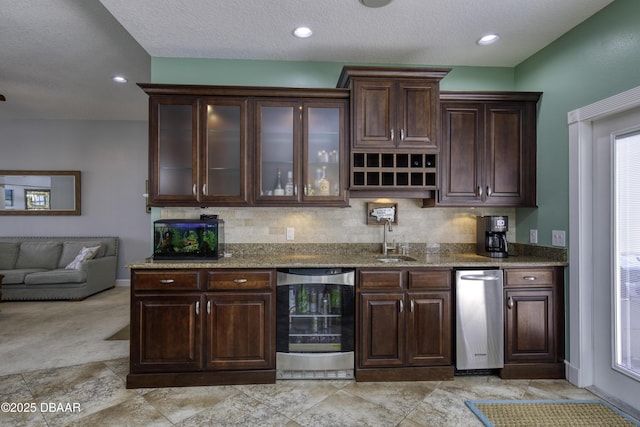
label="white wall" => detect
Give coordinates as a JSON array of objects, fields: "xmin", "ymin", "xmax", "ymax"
[{"xmin": 0, "ymin": 119, "xmax": 151, "ymax": 280}]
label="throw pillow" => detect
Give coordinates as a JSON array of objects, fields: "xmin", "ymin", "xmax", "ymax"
[{"xmin": 65, "ymin": 246, "xmax": 100, "ymax": 270}]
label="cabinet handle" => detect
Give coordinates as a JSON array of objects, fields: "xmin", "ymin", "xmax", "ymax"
[
  {"xmin": 159, "ymin": 279, "xmax": 175, "ymax": 284},
  {"xmin": 202, "ymin": 184, "xmax": 207, "ymax": 196},
  {"xmin": 523, "ymin": 276, "xmax": 537, "ymax": 281},
  {"xmin": 400, "ymin": 129, "xmax": 405, "ymax": 141},
  {"xmin": 487, "ymin": 186, "xmax": 492, "ymax": 197},
  {"xmin": 233, "ymin": 278, "xmax": 248, "ymax": 284},
  {"xmin": 195, "ymin": 301, "xmax": 200, "ymax": 315},
  {"xmin": 192, "ymin": 184, "xmax": 197, "ymax": 196},
  {"xmin": 390, "ymin": 129, "xmax": 395, "ymax": 141},
  {"xmin": 294, "ymin": 184, "xmax": 298, "ymax": 196},
  {"xmin": 399, "ymin": 300, "xmax": 404, "ymax": 313},
  {"xmin": 507, "ymin": 296, "xmax": 514, "ymax": 309},
  {"xmin": 477, "ymin": 186, "xmax": 483, "ymax": 197},
  {"xmin": 410, "ymin": 299, "xmax": 414, "ymax": 313},
  {"xmin": 303, "ymin": 185, "xmax": 308, "ymax": 196},
  {"xmin": 207, "ymin": 300, "xmax": 211, "ymax": 314}
]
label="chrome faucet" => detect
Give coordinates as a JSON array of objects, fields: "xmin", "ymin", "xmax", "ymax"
[
  {"xmin": 382, "ymin": 218, "xmax": 395, "ymax": 255},
  {"xmin": 370, "ymin": 206, "xmax": 397, "ymax": 255}
]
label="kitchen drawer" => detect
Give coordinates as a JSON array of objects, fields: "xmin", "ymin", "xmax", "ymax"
[
  {"xmin": 133, "ymin": 270, "xmax": 202, "ymax": 291},
  {"xmin": 408, "ymin": 269, "xmax": 452, "ymax": 290},
  {"xmin": 505, "ymin": 268, "xmax": 555, "ymax": 287},
  {"xmin": 207, "ymin": 269, "xmax": 274, "ymax": 290},
  {"xmin": 358, "ymin": 269, "xmax": 404, "ymax": 290}
]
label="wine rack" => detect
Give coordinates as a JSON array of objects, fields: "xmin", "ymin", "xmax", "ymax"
[{"xmin": 351, "ymin": 152, "xmax": 437, "ymax": 189}]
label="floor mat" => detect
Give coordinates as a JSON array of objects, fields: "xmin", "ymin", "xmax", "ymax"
[{"xmin": 465, "ymin": 399, "xmax": 640, "ymax": 426}]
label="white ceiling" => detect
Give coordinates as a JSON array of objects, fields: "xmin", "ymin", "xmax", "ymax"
[{"xmin": 1, "ymin": 0, "xmax": 614, "ymax": 121}]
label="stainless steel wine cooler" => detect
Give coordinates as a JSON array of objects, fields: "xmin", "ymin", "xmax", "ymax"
[{"xmin": 276, "ymin": 268, "xmax": 355, "ymax": 379}]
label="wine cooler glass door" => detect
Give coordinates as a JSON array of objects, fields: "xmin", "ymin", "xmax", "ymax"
[{"xmin": 276, "ymin": 269, "xmax": 355, "ymax": 379}]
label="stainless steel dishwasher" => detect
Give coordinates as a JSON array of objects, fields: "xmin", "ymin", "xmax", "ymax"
[{"xmin": 455, "ymin": 269, "xmax": 504, "ymax": 371}]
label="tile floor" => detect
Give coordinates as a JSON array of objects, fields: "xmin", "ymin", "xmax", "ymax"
[{"xmin": 1, "ymin": 358, "xmax": 599, "ymax": 427}]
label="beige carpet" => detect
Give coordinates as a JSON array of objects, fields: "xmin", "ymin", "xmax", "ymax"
[
  {"xmin": 0, "ymin": 286, "xmax": 129, "ymax": 376},
  {"xmin": 466, "ymin": 400, "xmax": 640, "ymax": 426}
]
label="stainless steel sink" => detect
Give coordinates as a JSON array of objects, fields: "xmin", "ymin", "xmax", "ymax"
[{"xmin": 375, "ymin": 255, "xmax": 417, "ymax": 263}]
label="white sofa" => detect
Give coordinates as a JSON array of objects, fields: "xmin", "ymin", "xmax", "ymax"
[{"xmin": 0, "ymin": 236, "xmax": 118, "ymax": 301}]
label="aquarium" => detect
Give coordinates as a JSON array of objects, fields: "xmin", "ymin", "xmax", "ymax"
[{"xmin": 153, "ymin": 218, "xmax": 224, "ymax": 260}]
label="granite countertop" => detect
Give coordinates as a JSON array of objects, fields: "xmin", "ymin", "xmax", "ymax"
[{"xmin": 126, "ymin": 243, "xmax": 567, "ymax": 269}]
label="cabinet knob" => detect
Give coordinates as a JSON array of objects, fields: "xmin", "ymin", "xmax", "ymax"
[
  {"xmin": 192, "ymin": 184, "xmax": 197, "ymax": 196},
  {"xmin": 195, "ymin": 301, "xmax": 200, "ymax": 315},
  {"xmin": 390, "ymin": 129, "xmax": 395, "ymax": 141},
  {"xmin": 410, "ymin": 299, "xmax": 414, "ymax": 313},
  {"xmin": 400, "ymin": 129, "xmax": 405, "ymax": 141},
  {"xmin": 399, "ymin": 299, "xmax": 404, "ymax": 313},
  {"xmin": 202, "ymin": 184, "xmax": 207, "ymax": 196},
  {"xmin": 507, "ymin": 296, "xmax": 514, "ymax": 309},
  {"xmin": 487, "ymin": 186, "xmax": 492, "ymax": 197},
  {"xmin": 207, "ymin": 300, "xmax": 211, "ymax": 314},
  {"xmin": 478, "ymin": 186, "xmax": 483, "ymax": 197},
  {"xmin": 159, "ymin": 279, "xmax": 175, "ymax": 284}
]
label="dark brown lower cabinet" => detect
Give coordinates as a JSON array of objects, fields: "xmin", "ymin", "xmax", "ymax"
[
  {"xmin": 205, "ymin": 292, "xmax": 273, "ymax": 370},
  {"xmin": 359, "ymin": 292, "xmax": 405, "ymax": 368},
  {"xmin": 357, "ymin": 268, "xmax": 454, "ymax": 381},
  {"xmin": 500, "ymin": 267, "xmax": 565, "ymax": 379},
  {"xmin": 407, "ymin": 291, "xmax": 451, "ymax": 366},
  {"xmin": 132, "ymin": 294, "xmax": 202, "ymax": 373},
  {"xmin": 127, "ymin": 269, "xmax": 276, "ymax": 388}
]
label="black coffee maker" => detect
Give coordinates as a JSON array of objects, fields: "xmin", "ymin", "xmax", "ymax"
[{"xmin": 476, "ymin": 216, "xmax": 509, "ymax": 258}]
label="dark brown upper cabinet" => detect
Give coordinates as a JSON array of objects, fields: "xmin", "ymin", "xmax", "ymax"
[
  {"xmin": 337, "ymin": 66, "xmax": 450, "ymax": 150},
  {"xmin": 337, "ymin": 66, "xmax": 450, "ymax": 199},
  {"xmin": 140, "ymin": 84, "xmax": 349, "ymax": 208},
  {"xmin": 437, "ymin": 92, "xmax": 541, "ymax": 207},
  {"xmin": 254, "ymin": 98, "xmax": 349, "ymax": 207},
  {"xmin": 144, "ymin": 92, "xmax": 250, "ymax": 207}
]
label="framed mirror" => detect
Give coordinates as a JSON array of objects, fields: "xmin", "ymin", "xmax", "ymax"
[{"xmin": 0, "ymin": 170, "xmax": 81, "ymax": 215}]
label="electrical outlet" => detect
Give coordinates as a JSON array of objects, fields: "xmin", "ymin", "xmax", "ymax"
[
  {"xmin": 552, "ymin": 230, "xmax": 566, "ymax": 247},
  {"xmin": 529, "ymin": 229, "xmax": 538, "ymax": 244},
  {"xmin": 286, "ymin": 227, "xmax": 295, "ymax": 241}
]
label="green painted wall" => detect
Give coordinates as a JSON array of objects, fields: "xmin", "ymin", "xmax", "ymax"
[
  {"xmin": 514, "ymin": 0, "xmax": 640, "ymax": 245},
  {"xmin": 152, "ymin": 57, "xmax": 515, "ymax": 91}
]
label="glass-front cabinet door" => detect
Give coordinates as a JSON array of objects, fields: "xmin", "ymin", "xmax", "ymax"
[
  {"xmin": 201, "ymin": 98, "xmax": 248, "ymax": 204},
  {"xmin": 255, "ymin": 99, "xmax": 348, "ymax": 206},
  {"xmin": 148, "ymin": 96, "xmax": 248, "ymax": 206},
  {"xmin": 149, "ymin": 96, "xmax": 198, "ymax": 204},
  {"xmin": 256, "ymin": 101, "xmax": 298, "ymax": 201}
]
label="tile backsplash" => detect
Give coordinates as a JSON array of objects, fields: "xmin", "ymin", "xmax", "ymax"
[{"xmin": 160, "ymin": 200, "xmax": 515, "ymax": 245}]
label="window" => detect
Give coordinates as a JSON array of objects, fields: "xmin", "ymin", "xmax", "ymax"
[{"xmin": 614, "ymin": 129, "xmax": 640, "ymax": 379}]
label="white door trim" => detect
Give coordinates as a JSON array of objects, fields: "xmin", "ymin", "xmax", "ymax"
[{"xmin": 567, "ymin": 85, "xmax": 640, "ymax": 387}]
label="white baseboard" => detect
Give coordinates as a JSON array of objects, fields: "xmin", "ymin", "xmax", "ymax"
[
  {"xmin": 565, "ymin": 359, "xmax": 586, "ymax": 387},
  {"xmin": 115, "ymin": 279, "xmax": 130, "ymax": 287}
]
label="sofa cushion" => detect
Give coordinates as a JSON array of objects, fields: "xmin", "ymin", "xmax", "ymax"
[
  {"xmin": 0, "ymin": 269, "xmax": 48, "ymax": 284},
  {"xmin": 65, "ymin": 246, "xmax": 100, "ymax": 270},
  {"xmin": 24, "ymin": 269, "xmax": 87, "ymax": 285},
  {"xmin": 59, "ymin": 240, "xmax": 106, "ymax": 267},
  {"xmin": 0, "ymin": 241, "xmax": 20, "ymax": 269},
  {"xmin": 16, "ymin": 242, "xmax": 62, "ymax": 270}
]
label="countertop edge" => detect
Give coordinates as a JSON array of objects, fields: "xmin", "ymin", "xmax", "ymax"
[{"xmin": 126, "ymin": 254, "xmax": 567, "ymax": 270}]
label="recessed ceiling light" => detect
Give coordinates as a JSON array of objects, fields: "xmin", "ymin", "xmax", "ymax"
[
  {"xmin": 477, "ymin": 34, "xmax": 500, "ymax": 45},
  {"xmin": 112, "ymin": 75, "xmax": 128, "ymax": 83},
  {"xmin": 360, "ymin": 0, "xmax": 393, "ymax": 7},
  {"xmin": 293, "ymin": 27, "xmax": 313, "ymax": 39}
]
